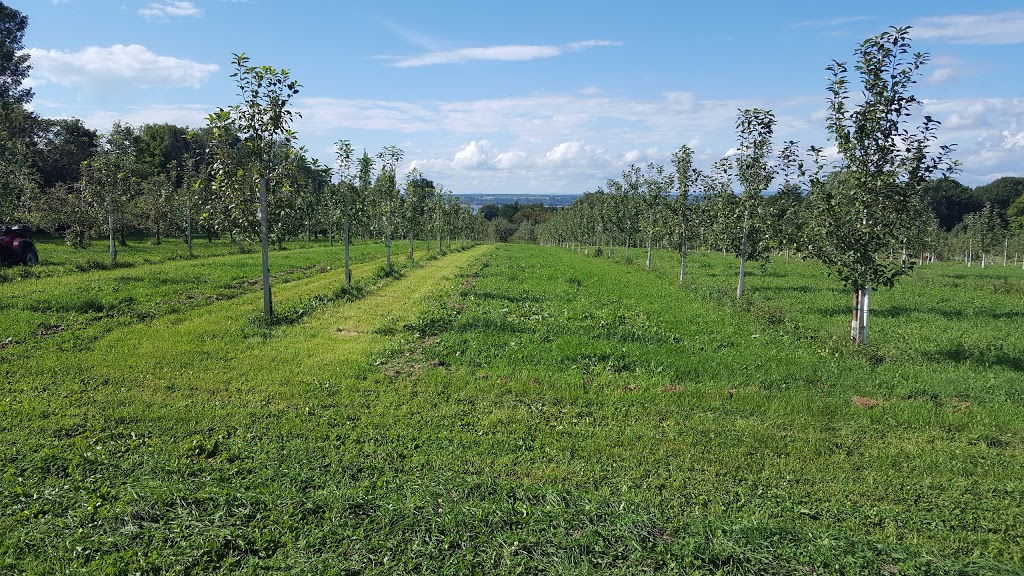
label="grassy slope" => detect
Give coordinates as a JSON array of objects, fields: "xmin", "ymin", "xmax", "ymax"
[{"xmin": 1, "ymin": 242, "xmax": 1021, "ymax": 574}]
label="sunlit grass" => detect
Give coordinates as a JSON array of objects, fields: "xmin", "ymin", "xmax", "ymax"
[{"xmin": 0, "ymin": 242, "xmax": 1021, "ymax": 574}]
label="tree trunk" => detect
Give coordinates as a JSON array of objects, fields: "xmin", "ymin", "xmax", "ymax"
[
  {"xmin": 185, "ymin": 197, "xmax": 193, "ymax": 257},
  {"xmin": 385, "ymin": 202, "xmax": 392, "ymax": 268},
  {"xmin": 736, "ymin": 216, "xmax": 749, "ymax": 299},
  {"xmin": 850, "ymin": 287, "xmax": 871, "ymax": 345},
  {"xmin": 646, "ymin": 233, "xmax": 653, "ymax": 270},
  {"xmin": 259, "ymin": 176, "xmax": 273, "ymax": 318},
  {"xmin": 679, "ymin": 237, "xmax": 687, "ymax": 285},
  {"xmin": 107, "ymin": 192, "xmax": 116, "ymax": 264},
  {"xmin": 409, "ymin": 232, "xmax": 414, "ymax": 260},
  {"xmin": 343, "ymin": 213, "xmax": 351, "ymax": 286}
]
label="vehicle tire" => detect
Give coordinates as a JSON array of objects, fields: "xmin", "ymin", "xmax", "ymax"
[{"xmin": 24, "ymin": 248, "xmax": 38, "ymax": 266}]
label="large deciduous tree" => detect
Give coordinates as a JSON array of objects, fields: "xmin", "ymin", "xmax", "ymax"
[
  {"xmin": 805, "ymin": 26, "xmax": 957, "ymax": 344},
  {"xmin": 0, "ymin": 2, "xmax": 36, "ymax": 219}
]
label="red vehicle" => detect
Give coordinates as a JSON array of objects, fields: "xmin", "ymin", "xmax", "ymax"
[{"xmin": 0, "ymin": 224, "xmax": 39, "ymax": 266}]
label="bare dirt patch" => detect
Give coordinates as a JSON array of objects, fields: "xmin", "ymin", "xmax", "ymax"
[{"xmin": 851, "ymin": 396, "xmax": 880, "ymax": 409}]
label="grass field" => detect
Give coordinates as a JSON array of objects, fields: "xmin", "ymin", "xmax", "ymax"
[{"xmin": 1, "ymin": 239, "xmax": 1022, "ymax": 574}]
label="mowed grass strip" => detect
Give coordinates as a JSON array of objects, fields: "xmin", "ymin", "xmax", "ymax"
[
  {"xmin": 1, "ymin": 242, "xmax": 1021, "ymax": 574},
  {"xmin": 392, "ymin": 244, "xmax": 1022, "ymax": 573},
  {"xmin": 0, "ymin": 241, "xmax": 388, "ymax": 350},
  {"xmin": 1, "ymin": 245, "xmax": 491, "ymax": 574}
]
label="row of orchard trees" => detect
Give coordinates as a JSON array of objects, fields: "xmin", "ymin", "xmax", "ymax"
[
  {"xmin": 9, "ymin": 49, "xmax": 485, "ymax": 317},
  {"xmin": 18, "ymin": 120, "xmax": 482, "ymax": 258},
  {"xmin": 14, "ymin": 115, "xmax": 485, "ymax": 262},
  {"xmin": 540, "ymin": 27, "xmax": 1023, "ymax": 345}
]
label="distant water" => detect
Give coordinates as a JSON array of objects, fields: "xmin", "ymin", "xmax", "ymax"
[{"xmin": 455, "ymin": 193, "xmax": 580, "ymax": 212}]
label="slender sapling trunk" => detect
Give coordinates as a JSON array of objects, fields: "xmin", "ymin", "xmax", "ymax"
[{"xmin": 259, "ymin": 176, "xmax": 273, "ymax": 318}]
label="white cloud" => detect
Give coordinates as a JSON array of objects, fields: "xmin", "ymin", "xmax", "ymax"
[
  {"xmin": 792, "ymin": 16, "xmax": 874, "ymax": 28},
  {"xmin": 27, "ymin": 44, "xmax": 219, "ymax": 91},
  {"xmin": 1002, "ymin": 131, "xmax": 1024, "ymax": 149},
  {"xmin": 926, "ymin": 67, "xmax": 955, "ymax": 84},
  {"xmin": 452, "ymin": 140, "xmax": 496, "ymax": 169},
  {"xmin": 139, "ymin": 1, "xmax": 202, "ymax": 20},
  {"xmin": 387, "ymin": 40, "xmax": 621, "ymax": 68},
  {"xmin": 543, "ymin": 141, "xmax": 586, "ymax": 164},
  {"xmin": 74, "ymin": 104, "xmax": 214, "ymax": 131},
  {"xmin": 494, "ymin": 149, "xmax": 530, "ymax": 169},
  {"xmin": 623, "ymin": 147, "xmax": 660, "ymax": 164},
  {"xmin": 565, "ymin": 40, "xmax": 622, "ymax": 50},
  {"xmin": 921, "ymin": 98, "xmax": 1024, "ymax": 181},
  {"xmin": 913, "ymin": 11, "xmax": 1024, "ymax": 44}
]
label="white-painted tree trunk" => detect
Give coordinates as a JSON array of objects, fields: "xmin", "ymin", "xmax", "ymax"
[
  {"xmin": 851, "ymin": 286, "xmax": 871, "ymax": 345},
  {"xmin": 679, "ymin": 238, "xmax": 687, "ymax": 284}
]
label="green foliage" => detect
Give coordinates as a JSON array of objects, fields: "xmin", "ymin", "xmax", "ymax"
[
  {"xmin": 807, "ymin": 26, "xmax": 957, "ymax": 292},
  {"xmin": 205, "ymin": 54, "xmax": 302, "ymax": 244},
  {"xmin": 0, "ymin": 1, "xmax": 32, "ymax": 107},
  {"xmin": 1008, "ymin": 194, "xmax": 1024, "ymax": 233},
  {"xmin": 924, "ymin": 177, "xmax": 982, "ymax": 230},
  {"xmin": 974, "ymin": 177, "xmax": 1024, "ymax": 220}
]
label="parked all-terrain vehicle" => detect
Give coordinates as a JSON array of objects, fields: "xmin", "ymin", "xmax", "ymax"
[{"xmin": 0, "ymin": 224, "xmax": 39, "ymax": 266}]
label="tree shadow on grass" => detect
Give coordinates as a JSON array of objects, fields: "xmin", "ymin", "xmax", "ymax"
[
  {"xmin": 928, "ymin": 344, "xmax": 1024, "ymax": 373},
  {"xmin": 872, "ymin": 305, "xmax": 1024, "ymax": 322}
]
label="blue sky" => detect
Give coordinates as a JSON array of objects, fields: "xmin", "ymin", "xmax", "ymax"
[{"xmin": 15, "ymin": 0, "xmax": 1024, "ymax": 194}]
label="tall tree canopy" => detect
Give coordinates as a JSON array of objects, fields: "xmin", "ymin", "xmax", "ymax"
[{"xmin": 0, "ymin": 1, "xmax": 32, "ymax": 107}]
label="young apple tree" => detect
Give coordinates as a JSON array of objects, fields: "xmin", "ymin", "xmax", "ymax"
[
  {"xmin": 805, "ymin": 26, "xmax": 957, "ymax": 344},
  {"xmin": 734, "ymin": 108, "xmax": 776, "ymax": 299},
  {"xmin": 375, "ymin": 145, "xmax": 403, "ymax": 268},
  {"xmin": 206, "ymin": 53, "xmax": 302, "ymax": 318},
  {"xmin": 671, "ymin": 144, "xmax": 701, "ymax": 284}
]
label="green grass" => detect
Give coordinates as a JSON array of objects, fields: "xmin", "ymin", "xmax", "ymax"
[{"xmin": 1, "ymin": 242, "xmax": 1021, "ymax": 574}]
